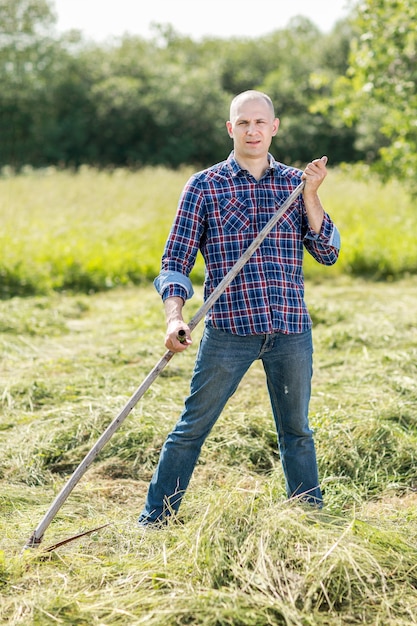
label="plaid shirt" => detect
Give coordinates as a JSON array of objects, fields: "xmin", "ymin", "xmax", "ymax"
[{"xmin": 154, "ymin": 152, "xmax": 340, "ymax": 335}]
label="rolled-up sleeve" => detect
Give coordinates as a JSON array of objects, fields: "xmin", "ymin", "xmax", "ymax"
[
  {"xmin": 154, "ymin": 270, "xmax": 194, "ymax": 302},
  {"xmin": 303, "ymin": 213, "xmax": 341, "ymax": 265}
]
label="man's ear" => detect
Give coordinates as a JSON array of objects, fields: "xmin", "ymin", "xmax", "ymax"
[
  {"xmin": 272, "ymin": 118, "xmax": 280, "ymax": 137},
  {"xmin": 226, "ymin": 121, "xmax": 233, "ymax": 138}
]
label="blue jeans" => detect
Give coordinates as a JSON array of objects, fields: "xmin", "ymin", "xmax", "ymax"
[{"xmin": 138, "ymin": 325, "xmax": 322, "ymax": 525}]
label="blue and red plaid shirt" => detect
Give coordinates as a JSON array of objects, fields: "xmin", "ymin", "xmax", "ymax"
[{"xmin": 154, "ymin": 152, "xmax": 340, "ymax": 335}]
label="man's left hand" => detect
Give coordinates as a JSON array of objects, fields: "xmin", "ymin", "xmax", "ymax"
[{"xmin": 302, "ymin": 156, "xmax": 328, "ymax": 193}]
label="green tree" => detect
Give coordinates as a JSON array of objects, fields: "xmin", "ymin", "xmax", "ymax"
[
  {"xmin": 335, "ymin": 0, "xmax": 417, "ymax": 183},
  {"xmin": 260, "ymin": 17, "xmax": 360, "ymax": 165},
  {"xmin": 80, "ymin": 31, "xmax": 229, "ymax": 168},
  {"xmin": 0, "ymin": 3, "xmax": 359, "ymax": 170},
  {"xmin": 0, "ymin": 0, "xmax": 58, "ymax": 165},
  {"xmin": 38, "ymin": 53, "xmax": 98, "ymax": 166}
]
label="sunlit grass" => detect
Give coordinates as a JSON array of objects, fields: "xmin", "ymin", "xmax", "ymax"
[
  {"xmin": 311, "ymin": 164, "xmax": 417, "ymax": 279},
  {"xmin": 0, "ymin": 165, "xmax": 198, "ymax": 296},
  {"xmin": 0, "ymin": 164, "xmax": 416, "ymax": 298}
]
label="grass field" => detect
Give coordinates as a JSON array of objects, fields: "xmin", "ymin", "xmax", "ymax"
[
  {"xmin": 0, "ymin": 164, "xmax": 416, "ymax": 298},
  {"xmin": 0, "ymin": 167, "xmax": 417, "ymax": 624}
]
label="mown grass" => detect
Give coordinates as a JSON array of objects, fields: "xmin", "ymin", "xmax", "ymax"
[
  {"xmin": 1, "ymin": 167, "xmax": 417, "ymax": 623},
  {"xmin": 1, "ymin": 275, "xmax": 417, "ymax": 625},
  {"xmin": 0, "ymin": 164, "xmax": 416, "ymax": 300}
]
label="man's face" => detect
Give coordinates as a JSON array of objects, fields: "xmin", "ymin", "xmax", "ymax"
[{"xmin": 226, "ymin": 97, "xmax": 279, "ymax": 161}]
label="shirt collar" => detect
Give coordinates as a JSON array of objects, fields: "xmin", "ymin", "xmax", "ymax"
[{"xmin": 227, "ymin": 151, "xmax": 277, "ymax": 177}]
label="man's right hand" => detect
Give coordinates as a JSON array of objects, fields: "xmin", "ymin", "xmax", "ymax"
[
  {"xmin": 163, "ymin": 296, "xmax": 192, "ymax": 351},
  {"xmin": 165, "ymin": 322, "xmax": 192, "ymax": 352}
]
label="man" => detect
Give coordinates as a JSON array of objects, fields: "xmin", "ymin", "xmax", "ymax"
[{"xmin": 138, "ymin": 90, "xmax": 340, "ymax": 526}]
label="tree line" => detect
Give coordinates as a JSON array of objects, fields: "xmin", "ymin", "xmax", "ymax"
[{"xmin": 1, "ymin": 0, "xmax": 416, "ymax": 185}]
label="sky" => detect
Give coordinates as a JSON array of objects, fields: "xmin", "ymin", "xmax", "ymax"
[{"xmin": 52, "ymin": 0, "xmax": 353, "ymax": 42}]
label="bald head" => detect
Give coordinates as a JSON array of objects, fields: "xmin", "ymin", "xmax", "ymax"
[{"xmin": 229, "ymin": 90, "xmax": 275, "ymax": 123}]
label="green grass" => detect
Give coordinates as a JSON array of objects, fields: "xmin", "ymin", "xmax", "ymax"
[
  {"xmin": 0, "ymin": 165, "xmax": 195, "ymax": 297},
  {"xmin": 1, "ymin": 276, "xmax": 417, "ymax": 624},
  {"xmin": 315, "ymin": 164, "xmax": 417, "ymax": 279},
  {"xmin": 0, "ymin": 164, "xmax": 416, "ymax": 299}
]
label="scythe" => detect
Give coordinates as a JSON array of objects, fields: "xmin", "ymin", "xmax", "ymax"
[{"xmin": 23, "ymin": 181, "xmax": 304, "ymax": 551}]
